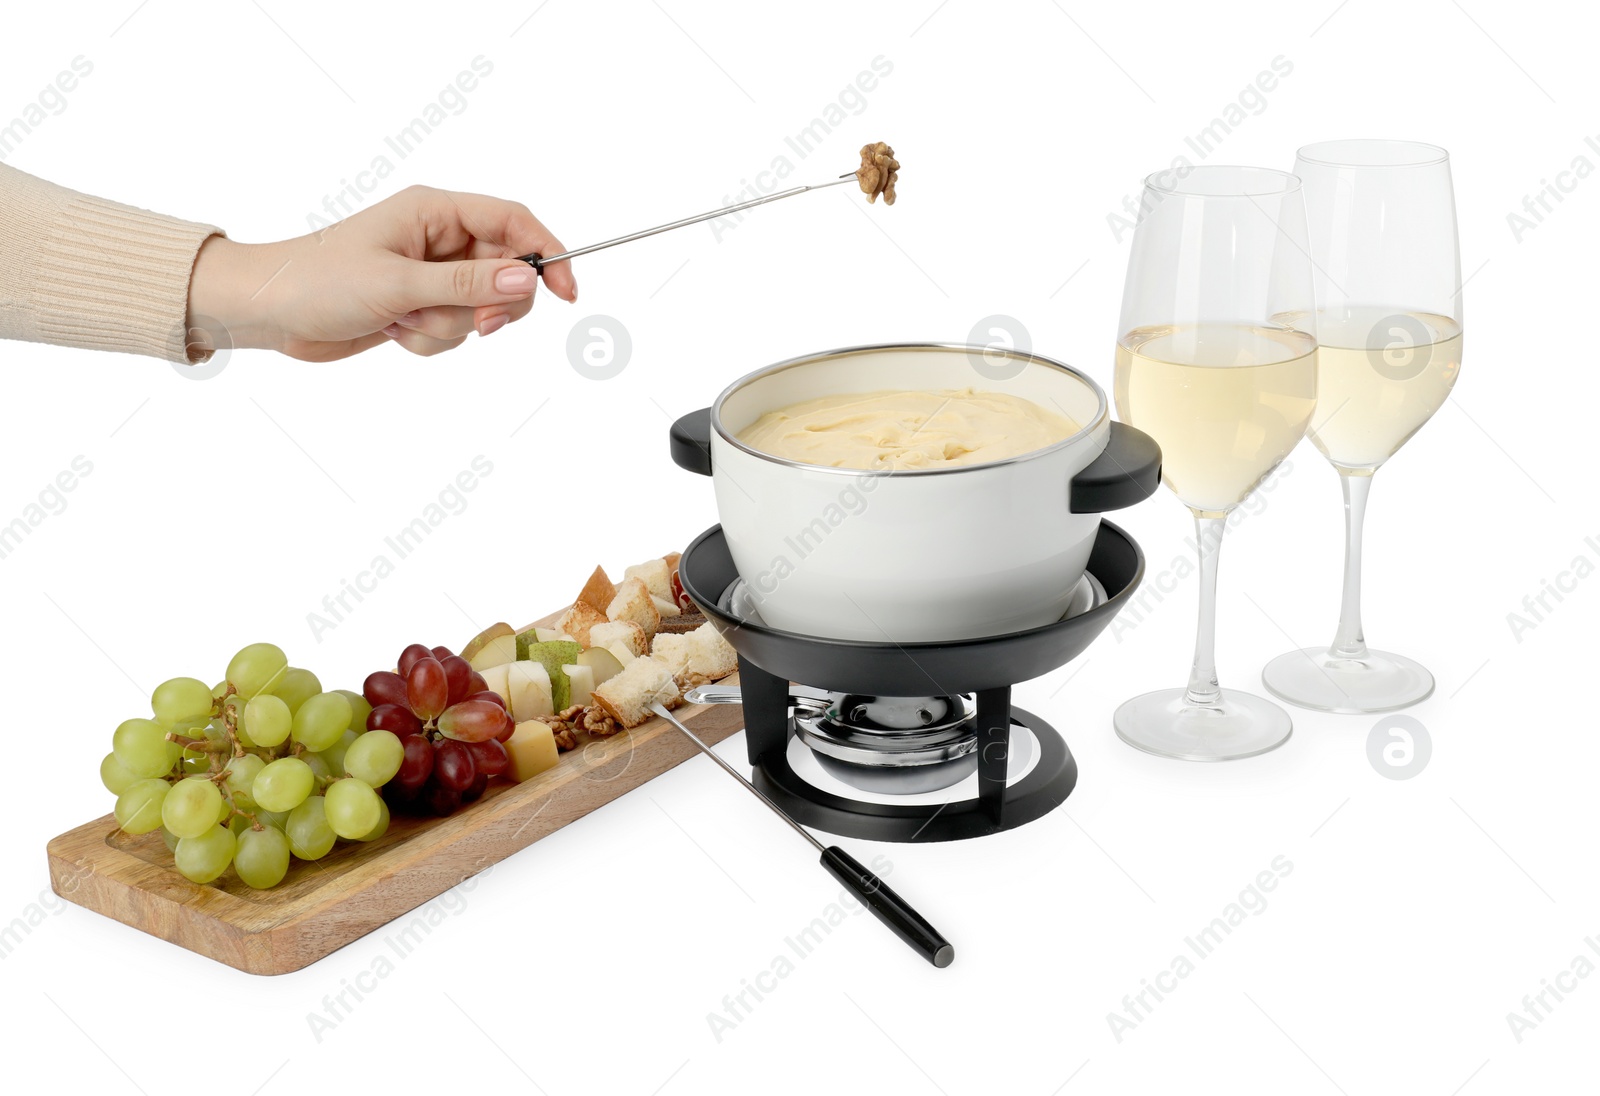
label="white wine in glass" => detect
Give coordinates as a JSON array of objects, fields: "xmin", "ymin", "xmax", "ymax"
[
  {"xmin": 1116, "ymin": 323, "xmax": 1317, "ymax": 516},
  {"xmin": 1111, "ymin": 166, "xmax": 1317, "ymax": 762},
  {"xmin": 1262, "ymin": 140, "xmax": 1463, "ymax": 714},
  {"xmin": 1306, "ymin": 307, "xmax": 1462, "ymax": 471}
]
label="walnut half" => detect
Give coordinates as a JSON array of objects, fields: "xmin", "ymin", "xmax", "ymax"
[
  {"xmin": 580, "ymin": 706, "xmax": 620, "ymax": 738},
  {"xmin": 856, "ymin": 142, "xmax": 899, "ymax": 205},
  {"xmin": 544, "ymin": 709, "xmax": 580, "ymax": 751},
  {"xmin": 550, "ymin": 703, "xmax": 620, "ymax": 742}
]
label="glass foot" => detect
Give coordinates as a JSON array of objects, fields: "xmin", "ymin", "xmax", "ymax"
[
  {"xmin": 1113, "ymin": 688, "xmax": 1293, "ymax": 762},
  {"xmin": 1262, "ymin": 647, "xmax": 1434, "ymax": 714}
]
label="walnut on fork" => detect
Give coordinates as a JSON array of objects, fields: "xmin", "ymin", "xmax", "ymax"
[{"xmin": 856, "ymin": 142, "xmax": 899, "ymax": 205}]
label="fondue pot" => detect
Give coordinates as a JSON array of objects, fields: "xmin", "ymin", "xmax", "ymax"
[{"xmin": 669, "ymin": 343, "xmax": 1161, "ymax": 642}]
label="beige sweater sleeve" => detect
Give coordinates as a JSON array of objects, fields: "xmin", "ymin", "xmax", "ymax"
[{"xmin": 0, "ymin": 164, "xmax": 223, "ymax": 363}]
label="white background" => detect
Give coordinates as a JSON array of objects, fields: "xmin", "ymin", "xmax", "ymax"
[{"xmin": 1, "ymin": 2, "xmax": 1594, "ymax": 1093}]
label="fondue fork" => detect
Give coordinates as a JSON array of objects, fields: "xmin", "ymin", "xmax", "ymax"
[
  {"xmin": 649, "ymin": 702, "xmax": 954, "ymax": 969},
  {"xmin": 518, "ymin": 173, "xmax": 859, "ymax": 269}
]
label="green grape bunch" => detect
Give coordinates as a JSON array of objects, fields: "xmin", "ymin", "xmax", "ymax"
[{"xmin": 102, "ymin": 642, "xmax": 396, "ymax": 889}]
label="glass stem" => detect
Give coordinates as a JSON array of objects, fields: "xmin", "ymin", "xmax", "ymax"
[
  {"xmin": 1183, "ymin": 514, "xmax": 1226, "ymax": 708},
  {"xmin": 1330, "ymin": 472, "xmax": 1372, "ymax": 659}
]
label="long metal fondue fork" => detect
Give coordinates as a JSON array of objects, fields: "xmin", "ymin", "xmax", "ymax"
[{"xmin": 518, "ymin": 173, "xmax": 858, "ymax": 269}]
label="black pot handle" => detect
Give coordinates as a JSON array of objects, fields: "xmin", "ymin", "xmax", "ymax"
[
  {"xmin": 670, "ymin": 408, "xmax": 714, "ymax": 476},
  {"xmin": 1069, "ymin": 422, "xmax": 1162, "ymax": 513}
]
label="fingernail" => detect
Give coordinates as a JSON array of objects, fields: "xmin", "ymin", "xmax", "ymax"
[
  {"xmin": 395, "ymin": 310, "xmax": 422, "ymax": 328},
  {"xmin": 383, "ymin": 323, "xmax": 403, "ymax": 338},
  {"xmin": 495, "ymin": 267, "xmax": 537, "ymax": 293},
  {"xmin": 477, "ymin": 313, "xmax": 509, "ymax": 338}
]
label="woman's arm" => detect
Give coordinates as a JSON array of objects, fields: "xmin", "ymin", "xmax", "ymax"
[
  {"xmin": 187, "ymin": 186, "xmax": 577, "ymax": 361},
  {"xmin": 0, "ymin": 166, "xmax": 575, "ymax": 364},
  {"xmin": 0, "ymin": 163, "xmax": 221, "ymax": 362}
]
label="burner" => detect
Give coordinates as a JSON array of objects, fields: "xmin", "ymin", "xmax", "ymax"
[
  {"xmin": 796, "ymin": 693, "xmax": 978, "ymax": 795},
  {"xmin": 679, "ymin": 520, "xmax": 1146, "ymax": 842},
  {"xmin": 783, "ymin": 721, "xmax": 1040, "ymax": 806}
]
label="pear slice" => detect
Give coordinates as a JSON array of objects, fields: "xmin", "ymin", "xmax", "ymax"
[
  {"xmin": 564, "ymin": 664, "xmax": 596, "ymax": 708},
  {"xmin": 468, "ymin": 633, "xmax": 519, "ymax": 673},
  {"xmin": 461, "ymin": 622, "xmax": 515, "ymax": 667},
  {"xmin": 576, "ymin": 645, "xmax": 626, "ymax": 686},
  {"xmin": 516, "ymin": 639, "xmax": 583, "ymax": 711}
]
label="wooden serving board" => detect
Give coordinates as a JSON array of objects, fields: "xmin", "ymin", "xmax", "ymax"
[{"xmin": 46, "ymin": 617, "xmax": 743, "ymax": 975}]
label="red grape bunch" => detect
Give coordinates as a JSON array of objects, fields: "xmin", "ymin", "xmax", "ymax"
[{"xmin": 363, "ymin": 644, "xmax": 512, "ymax": 816}]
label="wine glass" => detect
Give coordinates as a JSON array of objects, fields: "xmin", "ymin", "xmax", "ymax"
[
  {"xmin": 1262, "ymin": 140, "xmax": 1462, "ymax": 714},
  {"xmin": 1112, "ymin": 166, "xmax": 1317, "ymax": 761}
]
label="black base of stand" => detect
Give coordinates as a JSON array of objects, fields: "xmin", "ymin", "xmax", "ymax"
[
  {"xmin": 753, "ymin": 703, "xmax": 1077, "ymax": 842},
  {"xmin": 678, "ymin": 521, "xmax": 1148, "ymax": 844},
  {"xmin": 734, "ymin": 654, "xmax": 1077, "ymax": 842}
]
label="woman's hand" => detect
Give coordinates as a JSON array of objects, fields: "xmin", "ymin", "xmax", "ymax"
[{"xmin": 186, "ymin": 185, "xmax": 577, "ymax": 361}]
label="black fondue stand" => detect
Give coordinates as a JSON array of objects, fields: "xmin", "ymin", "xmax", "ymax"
[{"xmin": 670, "ymin": 409, "xmax": 1158, "ymax": 843}]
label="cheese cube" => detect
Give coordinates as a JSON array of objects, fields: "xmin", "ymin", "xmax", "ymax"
[
  {"xmin": 505, "ymin": 660, "xmax": 553, "ymax": 721},
  {"xmin": 506, "ymin": 720, "xmax": 560, "ymax": 782},
  {"xmin": 478, "ymin": 662, "xmax": 512, "ymax": 706}
]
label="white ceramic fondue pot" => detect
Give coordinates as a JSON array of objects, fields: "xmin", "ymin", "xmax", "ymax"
[{"xmin": 670, "ymin": 343, "xmax": 1160, "ymax": 642}]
